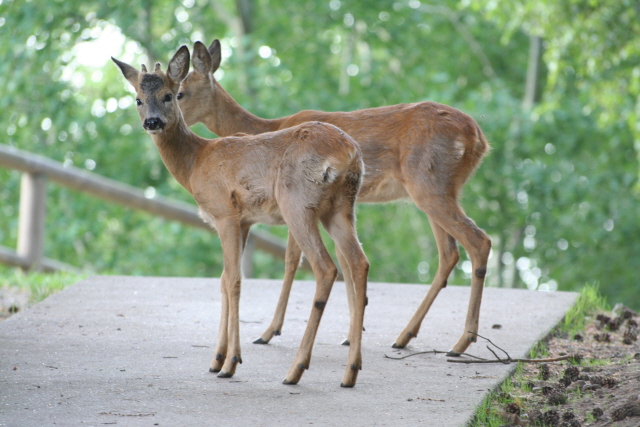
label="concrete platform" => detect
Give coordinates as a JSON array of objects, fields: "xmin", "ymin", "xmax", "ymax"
[{"xmin": 0, "ymin": 276, "xmax": 578, "ymax": 426}]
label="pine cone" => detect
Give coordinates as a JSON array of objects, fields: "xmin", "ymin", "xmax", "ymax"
[
  {"xmin": 539, "ymin": 363, "xmax": 551, "ymax": 380},
  {"xmin": 543, "ymin": 409, "xmax": 560, "ymax": 426},
  {"xmin": 563, "ymin": 366, "xmax": 580, "ymax": 382},
  {"xmin": 602, "ymin": 376, "xmax": 617, "ymax": 388}
]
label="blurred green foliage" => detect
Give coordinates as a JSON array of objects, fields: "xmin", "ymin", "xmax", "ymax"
[
  {"xmin": 0, "ymin": 0, "xmax": 638, "ymax": 308},
  {"xmin": 0, "ymin": 265, "xmax": 85, "ymax": 303}
]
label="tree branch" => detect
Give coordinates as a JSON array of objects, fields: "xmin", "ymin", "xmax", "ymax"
[{"xmin": 419, "ymin": 5, "xmax": 496, "ymax": 79}]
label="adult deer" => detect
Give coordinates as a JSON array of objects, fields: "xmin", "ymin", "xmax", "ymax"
[
  {"xmin": 178, "ymin": 40, "xmax": 491, "ymax": 356},
  {"xmin": 111, "ymin": 46, "xmax": 369, "ymax": 387}
]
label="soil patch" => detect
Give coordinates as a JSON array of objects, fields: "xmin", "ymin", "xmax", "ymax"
[{"xmin": 495, "ymin": 304, "xmax": 640, "ymax": 427}]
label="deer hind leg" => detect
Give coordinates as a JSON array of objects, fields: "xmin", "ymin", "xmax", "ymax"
[
  {"xmin": 335, "ymin": 248, "xmax": 357, "ymax": 346},
  {"xmin": 210, "ymin": 218, "xmax": 248, "ymax": 378},
  {"xmin": 445, "ymin": 213, "xmax": 491, "ymax": 356},
  {"xmin": 321, "ymin": 208, "xmax": 369, "ymax": 387},
  {"xmin": 280, "ymin": 210, "xmax": 338, "ymax": 385},
  {"xmin": 210, "ymin": 275, "xmax": 229, "ymax": 373},
  {"xmin": 402, "ymin": 186, "xmax": 491, "ymax": 355},
  {"xmin": 392, "ymin": 220, "xmax": 459, "ymax": 348},
  {"xmin": 254, "ymin": 230, "xmax": 302, "ymax": 344}
]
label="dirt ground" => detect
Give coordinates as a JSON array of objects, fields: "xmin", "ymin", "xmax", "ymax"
[{"xmin": 494, "ymin": 304, "xmax": 640, "ymax": 427}]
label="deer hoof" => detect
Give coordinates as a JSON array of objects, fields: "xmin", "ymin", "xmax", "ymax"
[
  {"xmin": 446, "ymin": 350, "xmax": 462, "ymax": 357},
  {"xmin": 341, "ymin": 339, "xmax": 350, "ymax": 346},
  {"xmin": 217, "ymin": 370, "xmax": 234, "ymax": 378}
]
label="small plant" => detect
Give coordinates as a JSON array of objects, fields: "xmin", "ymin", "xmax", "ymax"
[{"xmin": 582, "ymin": 358, "xmax": 610, "ymax": 367}]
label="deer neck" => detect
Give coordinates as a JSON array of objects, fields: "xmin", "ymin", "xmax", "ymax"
[
  {"xmin": 203, "ymin": 81, "xmax": 283, "ymax": 136},
  {"xmin": 150, "ymin": 118, "xmax": 204, "ymax": 194}
]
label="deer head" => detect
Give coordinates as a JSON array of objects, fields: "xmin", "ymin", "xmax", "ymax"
[
  {"xmin": 177, "ymin": 40, "xmax": 222, "ymax": 126},
  {"xmin": 111, "ymin": 46, "xmax": 191, "ymax": 134}
]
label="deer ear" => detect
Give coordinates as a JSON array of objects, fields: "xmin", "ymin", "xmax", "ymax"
[
  {"xmin": 192, "ymin": 41, "xmax": 212, "ymax": 75},
  {"xmin": 207, "ymin": 39, "xmax": 222, "ymax": 73},
  {"xmin": 111, "ymin": 57, "xmax": 140, "ymax": 88},
  {"xmin": 167, "ymin": 45, "xmax": 190, "ymax": 84}
]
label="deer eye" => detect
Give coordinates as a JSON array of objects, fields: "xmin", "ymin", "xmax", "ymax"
[
  {"xmin": 163, "ymin": 93, "xmax": 172, "ymax": 102},
  {"xmin": 136, "ymin": 99, "xmax": 142, "ymax": 106},
  {"xmin": 177, "ymin": 92, "xmax": 184, "ymax": 100}
]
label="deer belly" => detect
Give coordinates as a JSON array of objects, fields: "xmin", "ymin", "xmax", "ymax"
[
  {"xmin": 244, "ymin": 208, "xmax": 285, "ymax": 226},
  {"xmin": 357, "ymin": 175, "xmax": 409, "ymax": 203},
  {"xmin": 198, "ymin": 205, "xmax": 285, "ymax": 230},
  {"xmin": 239, "ymin": 196, "xmax": 286, "ymax": 225}
]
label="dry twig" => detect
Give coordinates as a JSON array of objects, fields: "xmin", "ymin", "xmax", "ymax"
[{"xmin": 384, "ymin": 332, "xmax": 580, "ymax": 365}]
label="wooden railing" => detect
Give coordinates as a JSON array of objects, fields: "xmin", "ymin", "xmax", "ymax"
[{"xmin": 0, "ymin": 144, "xmax": 310, "ymax": 276}]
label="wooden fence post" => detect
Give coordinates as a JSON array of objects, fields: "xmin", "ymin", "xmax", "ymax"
[{"xmin": 17, "ymin": 172, "xmax": 47, "ymax": 271}]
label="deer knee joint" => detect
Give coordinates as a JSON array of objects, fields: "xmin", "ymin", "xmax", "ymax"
[
  {"xmin": 475, "ymin": 268, "xmax": 486, "ymax": 278},
  {"xmin": 314, "ymin": 301, "xmax": 327, "ymax": 310}
]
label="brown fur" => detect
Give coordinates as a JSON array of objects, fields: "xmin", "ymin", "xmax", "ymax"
[
  {"xmin": 112, "ymin": 46, "xmax": 370, "ymax": 387},
  {"xmin": 178, "ymin": 40, "xmax": 491, "ymax": 354}
]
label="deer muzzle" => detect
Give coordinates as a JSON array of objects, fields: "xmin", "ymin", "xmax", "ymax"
[{"xmin": 143, "ymin": 117, "xmax": 166, "ymax": 133}]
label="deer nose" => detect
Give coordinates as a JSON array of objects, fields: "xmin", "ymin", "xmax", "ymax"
[{"xmin": 143, "ymin": 117, "xmax": 165, "ymax": 131}]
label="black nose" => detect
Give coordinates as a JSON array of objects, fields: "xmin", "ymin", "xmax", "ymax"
[{"xmin": 144, "ymin": 117, "xmax": 165, "ymax": 130}]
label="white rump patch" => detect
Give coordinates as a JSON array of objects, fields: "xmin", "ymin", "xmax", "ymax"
[
  {"xmin": 453, "ymin": 139, "xmax": 466, "ymax": 160},
  {"xmin": 322, "ymin": 161, "xmax": 338, "ymax": 183}
]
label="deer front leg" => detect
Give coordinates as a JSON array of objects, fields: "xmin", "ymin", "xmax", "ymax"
[
  {"xmin": 254, "ymin": 230, "xmax": 302, "ymax": 344},
  {"xmin": 211, "ymin": 218, "xmax": 246, "ymax": 378}
]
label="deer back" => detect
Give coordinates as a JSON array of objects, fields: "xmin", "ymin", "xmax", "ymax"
[{"xmin": 189, "ymin": 121, "xmax": 362, "ymax": 227}]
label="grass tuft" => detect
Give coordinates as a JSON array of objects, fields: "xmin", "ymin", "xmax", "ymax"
[
  {"xmin": 0, "ymin": 266, "xmax": 85, "ymax": 303},
  {"xmin": 562, "ymin": 283, "xmax": 608, "ymax": 335}
]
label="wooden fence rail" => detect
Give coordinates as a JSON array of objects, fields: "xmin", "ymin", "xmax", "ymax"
[{"xmin": 0, "ymin": 144, "xmax": 310, "ymax": 276}]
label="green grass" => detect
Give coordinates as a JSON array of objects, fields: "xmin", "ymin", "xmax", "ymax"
[
  {"xmin": 561, "ymin": 283, "xmax": 608, "ymax": 336},
  {"xmin": 528, "ymin": 341, "xmax": 550, "ymax": 359},
  {"xmin": 469, "ymin": 283, "xmax": 608, "ymax": 426},
  {"xmin": 0, "ymin": 266, "xmax": 85, "ymax": 303},
  {"xmin": 470, "ymin": 364, "xmax": 528, "ymax": 426}
]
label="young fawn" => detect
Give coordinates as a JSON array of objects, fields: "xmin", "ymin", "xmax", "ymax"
[
  {"xmin": 177, "ymin": 40, "xmax": 491, "ymax": 355},
  {"xmin": 112, "ymin": 46, "xmax": 369, "ymax": 387}
]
